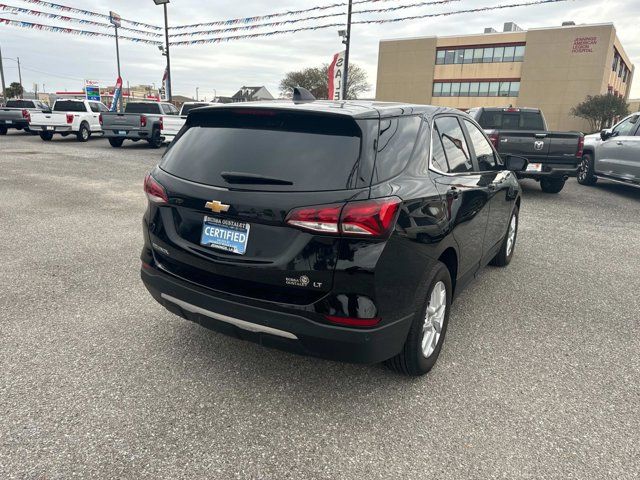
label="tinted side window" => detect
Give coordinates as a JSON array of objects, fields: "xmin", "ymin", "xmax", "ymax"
[
  {"xmin": 434, "ymin": 117, "xmax": 473, "ymax": 173},
  {"xmin": 372, "ymin": 116, "xmax": 421, "ymax": 183},
  {"xmin": 464, "ymin": 120, "xmax": 497, "ymax": 171},
  {"xmin": 613, "ymin": 115, "xmax": 638, "ymax": 137},
  {"xmin": 430, "ymin": 124, "xmax": 449, "ymax": 173},
  {"xmin": 89, "ymin": 103, "xmax": 100, "ymax": 113}
]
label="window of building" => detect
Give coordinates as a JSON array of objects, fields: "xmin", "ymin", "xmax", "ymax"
[
  {"xmin": 463, "ymin": 49, "xmax": 474, "ymax": 64},
  {"xmin": 432, "ymin": 80, "xmax": 521, "ymax": 98},
  {"xmin": 441, "ymin": 82, "xmax": 451, "ymax": 96},
  {"xmin": 435, "ymin": 44, "xmax": 525, "ymax": 65},
  {"xmin": 435, "ymin": 116, "xmax": 473, "ymax": 173},
  {"xmin": 469, "ymin": 82, "xmax": 480, "ymax": 96},
  {"xmin": 503, "ymin": 46, "xmax": 516, "ymax": 62},
  {"xmin": 450, "ymin": 82, "xmax": 461, "ymax": 96},
  {"xmin": 479, "ymin": 82, "xmax": 490, "ymax": 96},
  {"xmin": 433, "ymin": 83, "xmax": 442, "ymax": 96},
  {"xmin": 509, "ymin": 81, "xmax": 521, "ymax": 96},
  {"xmin": 493, "ymin": 46, "xmax": 505, "ymax": 62},
  {"xmin": 489, "ymin": 82, "xmax": 500, "ymax": 97},
  {"xmin": 514, "ymin": 45, "xmax": 526, "ymax": 62},
  {"xmin": 499, "ymin": 82, "xmax": 511, "ymax": 97},
  {"xmin": 459, "ymin": 82, "xmax": 470, "ymax": 97}
]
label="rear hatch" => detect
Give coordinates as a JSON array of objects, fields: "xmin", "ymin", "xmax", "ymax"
[{"xmin": 149, "ymin": 107, "xmax": 375, "ymax": 305}]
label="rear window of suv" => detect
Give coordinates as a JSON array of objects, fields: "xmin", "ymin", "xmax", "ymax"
[
  {"xmin": 53, "ymin": 101, "xmax": 87, "ymax": 112},
  {"xmin": 478, "ymin": 111, "xmax": 545, "ymax": 130},
  {"xmin": 160, "ymin": 109, "xmax": 363, "ymax": 191}
]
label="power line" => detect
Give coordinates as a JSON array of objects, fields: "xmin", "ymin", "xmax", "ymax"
[{"xmin": 169, "ymin": 0, "xmax": 463, "ymax": 38}]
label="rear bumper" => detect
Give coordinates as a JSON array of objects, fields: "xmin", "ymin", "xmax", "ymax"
[
  {"xmin": 518, "ymin": 162, "xmax": 578, "ymax": 179},
  {"xmin": 0, "ymin": 119, "xmax": 28, "ymax": 129},
  {"xmin": 32, "ymin": 125, "xmax": 73, "ymax": 133},
  {"xmin": 103, "ymin": 129, "xmax": 150, "ymax": 139},
  {"xmin": 141, "ymin": 264, "xmax": 411, "ymax": 364}
]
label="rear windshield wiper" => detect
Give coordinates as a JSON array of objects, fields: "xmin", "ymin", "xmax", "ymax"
[{"xmin": 220, "ymin": 172, "xmax": 293, "ymax": 185}]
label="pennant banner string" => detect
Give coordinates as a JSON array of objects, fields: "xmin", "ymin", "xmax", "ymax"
[
  {"xmin": 0, "ymin": 3, "xmax": 162, "ymax": 36},
  {"xmin": 169, "ymin": 0, "xmax": 463, "ymax": 38}
]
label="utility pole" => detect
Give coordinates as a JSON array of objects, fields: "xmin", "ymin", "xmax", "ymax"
[
  {"xmin": 110, "ymin": 12, "xmax": 123, "ymax": 111},
  {"xmin": 196, "ymin": 87, "xmax": 199, "ymax": 101},
  {"xmin": 16, "ymin": 57, "xmax": 22, "ymax": 98},
  {"xmin": 0, "ymin": 45, "xmax": 6, "ymax": 103},
  {"xmin": 163, "ymin": 3, "xmax": 172, "ymax": 102},
  {"xmin": 342, "ymin": 0, "xmax": 353, "ymax": 100}
]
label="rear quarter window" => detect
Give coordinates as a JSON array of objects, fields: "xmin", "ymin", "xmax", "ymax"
[
  {"xmin": 161, "ymin": 110, "xmax": 365, "ymax": 192},
  {"xmin": 371, "ymin": 116, "xmax": 422, "ymax": 184}
]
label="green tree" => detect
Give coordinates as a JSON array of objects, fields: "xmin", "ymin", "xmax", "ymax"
[
  {"xmin": 571, "ymin": 94, "xmax": 630, "ymax": 133},
  {"xmin": 4, "ymin": 82, "xmax": 24, "ymax": 99},
  {"xmin": 280, "ymin": 63, "xmax": 370, "ymax": 100}
]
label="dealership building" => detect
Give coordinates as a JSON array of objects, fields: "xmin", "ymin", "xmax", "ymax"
[{"xmin": 376, "ymin": 22, "xmax": 635, "ymax": 131}]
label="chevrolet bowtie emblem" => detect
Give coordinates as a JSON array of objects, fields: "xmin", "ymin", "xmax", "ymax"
[{"xmin": 205, "ymin": 200, "xmax": 230, "ymax": 214}]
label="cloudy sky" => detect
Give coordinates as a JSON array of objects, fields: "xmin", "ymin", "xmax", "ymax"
[{"xmin": 1, "ymin": 0, "xmax": 639, "ymax": 100}]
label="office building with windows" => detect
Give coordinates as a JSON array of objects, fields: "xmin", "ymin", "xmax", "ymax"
[{"xmin": 376, "ymin": 22, "xmax": 635, "ymax": 131}]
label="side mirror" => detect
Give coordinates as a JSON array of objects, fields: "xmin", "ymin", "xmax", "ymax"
[
  {"xmin": 600, "ymin": 129, "xmax": 612, "ymax": 141},
  {"xmin": 503, "ymin": 154, "xmax": 528, "ymax": 172}
]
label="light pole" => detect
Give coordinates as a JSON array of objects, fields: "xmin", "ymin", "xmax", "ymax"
[
  {"xmin": 110, "ymin": 12, "xmax": 123, "ymax": 111},
  {"xmin": 2, "ymin": 56, "xmax": 23, "ymax": 98},
  {"xmin": 0, "ymin": 46, "xmax": 6, "ymax": 102},
  {"xmin": 154, "ymin": 0, "xmax": 172, "ymax": 102},
  {"xmin": 342, "ymin": 0, "xmax": 353, "ymax": 100},
  {"xmin": 196, "ymin": 87, "xmax": 199, "ymax": 101}
]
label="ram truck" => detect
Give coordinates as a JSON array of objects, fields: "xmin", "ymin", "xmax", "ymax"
[
  {"xmin": 101, "ymin": 101, "xmax": 178, "ymax": 148},
  {"xmin": 467, "ymin": 107, "xmax": 584, "ymax": 193},
  {"xmin": 161, "ymin": 102, "xmax": 215, "ymax": 144},
  {"xmin": 29, "ymin": 99, "xmax": 108, "ymax": 142},
  {"xmin": 0, "ymin": 99, "xmax": 51, "ymax": 135}
]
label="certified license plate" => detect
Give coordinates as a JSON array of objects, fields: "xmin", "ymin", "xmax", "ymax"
[
  {"xmin": 200, "ymin": 216, "xmax": 250, "ymax": 255},
  {"xmin": 45, "ymin": 126, "xmax": 54, "ymax": 131},
  {"xmin": 526, "ymin": 162, "xmax": 542, "ymax": 173},
  {"xmin": 116, "ymin": 130, "xmax": 127, "ymax": 136},
  {"xmin": 5, "ymin": 120, "xmax": 12, "ymax": 125}
]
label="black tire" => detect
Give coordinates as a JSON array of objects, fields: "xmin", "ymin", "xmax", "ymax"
[
  {"xmin": 577, "ymin": 153, "xmax": 597, "ymax": 186},
  {"xmin": 39, "ymin": 131, "xmax": 54, "ymax": 141},
  {"xmin": 490, "ymin": 206, "xmax": 519, "ymax": 267},
  {"xmin": 540, "ymin": 177, "xmax": 565, "ymax": 194},
  {"xmin": 386, "ymin": 261, "xmax": 453, "ymax": 376},
  {"xmin": 147, "ymin": 128, "xmax": 162, "ymax": 149},
  {"xmin": 109, "ymin": 137, "xmax": 125, "ymax": 148},
  {"xmin": 77, "ymin": 123, "xmax": 90, "ymax": 142},
  {"xmin": 0, "ymin": 126, "xmax": 7, "ymax": 135}
]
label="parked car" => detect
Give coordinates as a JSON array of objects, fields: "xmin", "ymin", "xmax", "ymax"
[
  {"xmin": 467, "ymin": 107, "xmax": 584, "ymax": 193},
  {"xmin": 0, "ymin": 99, "xmax": 50, "ymax": 135},
  {"xmin": 578, "ymin": 113, "xmax": 640, "ymax": 188},
  {"xmin": 161, "ymin": 102, "xmax": 215, "ymax": 144},
  {"xmin": 29, "ymin": 99, "xmax": 108, "ymax": 142},
  {"xmin": 101, "ymin": 101, "xmax": 178, "ymax": 148},
  {"xmin": 140, "ymin": 99, "xmax": 527, "ymax": 376}
]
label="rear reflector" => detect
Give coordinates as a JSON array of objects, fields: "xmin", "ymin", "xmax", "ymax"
[
  {"xmin": 325, "ymin": 315, "xmax": 381, "ymax": 328},
  {"xmin": 144, "ymin": 173, "xmax": 169, "ymax": 204},
  {"xmin": 286, "ymin": 197, "xmax": 401, "ymax": 238}
]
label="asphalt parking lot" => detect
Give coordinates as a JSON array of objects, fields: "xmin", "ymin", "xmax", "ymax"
[{"xmin": 1, "ymin": 130, "xmax": 639, "ymax": 480}]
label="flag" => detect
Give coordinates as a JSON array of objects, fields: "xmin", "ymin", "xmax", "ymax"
[{"xmin": 328, "ymin": 51, "xmax": 346, "ymax": 101}]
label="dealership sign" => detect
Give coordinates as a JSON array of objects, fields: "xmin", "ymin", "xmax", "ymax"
[
  {"xmin": 328, "ymin": 51, "xmax": 346, "ymax": 100},
  {"xmin": 85, "ymin": 79, "xmax": 101, "ymax": 102},
  {"xmin": 109, "ymin": 11, "xmax": 121, "ymax": 28},
  {"xmin": 572, "ymin": 37, "xmax": 597, "ymax": 53}
]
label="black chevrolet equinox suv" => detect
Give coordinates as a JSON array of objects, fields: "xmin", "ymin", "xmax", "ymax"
[{"xmin": 141, "ymin": 99, "xmax": 524, "ymax": 376}]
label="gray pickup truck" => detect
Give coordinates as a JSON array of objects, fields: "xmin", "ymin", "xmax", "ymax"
[
  {"xmin": 0, "ymin": 99, "xmax": 50, "ymax": 135},
  {"xmin": 467, "ymin": 107, "xmax": 584, "ymax": 193},
  {"xmin": 101, "ymin": 101, "xmax": 179, "ymax": 148}
]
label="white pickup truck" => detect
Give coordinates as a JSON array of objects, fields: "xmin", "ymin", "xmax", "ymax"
[
  {"xmin": 161, "ymin": 102, "xmax": 215, "ymax": 144},
  {"xmin": 29, "ymin": 99, "xmax": 109, "ymax": 142}
]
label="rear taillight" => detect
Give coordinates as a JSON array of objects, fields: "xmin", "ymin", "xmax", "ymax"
[
  {"xmin": 285, "ymin": 197, "xmax": 401, "ymax": 238},
  {"xmin": 159, "ymin": 116, "xmax": 164, "ymax": 131},
  {"xmin": 325, "ymin": 315, "xmax": 381, "ymax": 328},
  {"xmin": 144, "ymin": 174, "xmax": 169, "ymax": 205},
  {"xmin": 576, "ymin": 134, "xmax": 585, "ymax": 158},
  {"xmin": 66, "ymin": 113, "xmax": 74, "ymax": 124},
  {"xmin": 140, "ymin": 115, "xmax": 147, "ymax": 128},
  {"xmin": 488, "ymin": 132, "xmax": 500, "ymax": 149},
  {"xmin": 99, "ymin": 113, "xmax": 103, "ymax": 125},
  {"xmin": 22, "ymin": 109, "xmax": 31, "ymax": 122}
]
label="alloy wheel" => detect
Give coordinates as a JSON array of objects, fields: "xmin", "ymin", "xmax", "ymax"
[
  {"xmin": 422, "ymin": 281, "xmax": 446, "ymax": 358},
  {"xmin": 506, "ymin": 213, "xmax": 517, "ymax": 257}
]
